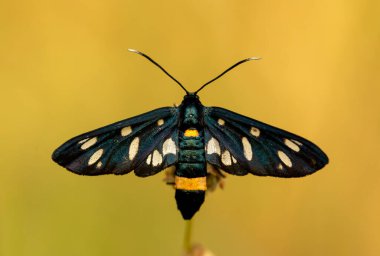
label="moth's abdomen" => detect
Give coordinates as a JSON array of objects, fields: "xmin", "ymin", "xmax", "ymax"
[{"xmin": 175, "ymin": 128, "xmax": 206, "ymax": 219}]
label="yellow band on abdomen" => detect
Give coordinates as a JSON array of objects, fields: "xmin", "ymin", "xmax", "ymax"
[
  {"xmin": 175, "ymin": 176, "xmax": 207, "ymax": 191},
  {"xmin": 184, "ymin": 129, "xmax": 199, "ymax": 137}
]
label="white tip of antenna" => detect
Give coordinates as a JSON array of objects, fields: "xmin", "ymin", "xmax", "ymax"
[
  {"xmin": 128, "ymin": 48, "xmax": 139, "ymax": 53},
  {"xmin": 248, "ymin": 57, "xmax": 261, "ymax": 60}
]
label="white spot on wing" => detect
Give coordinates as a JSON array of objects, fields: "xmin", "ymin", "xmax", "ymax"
[
  {"xmin": 163, "ymin": 138, "xmax": 176, "ymax": 156},
  {"xmin": 242, "ymin": 137, "xmax": 253, "ymax": 161},
  {"xmin": 81, "ymin": 137, "xmax": 97, "ymax": 150},
  {"xmin": 157, "ymin": 119, "xmax": 164, "ymax": 126},
  {"xmin": 291, "ymin": 139, "xmax": 303, "ymax": 146},
  {"xmin": 250, "ymin": 127, "xmax": 260, "ymax": 137},
  {"xmin": 284, "ymin": 138, "xmax": 300, "ymax": 152},
  {"xmin": 231, "ymin": 155, "xmax": 237, "ymax": 164},
  {"xmin": 278, "ymin": 150, "xmax": 292, "ymax": 167},
  {"xmin": 221, "ymin": 150, "xmax": 232, "ymax": 166},
  {"xmin": 152, "ymin": 150, "xmax": 163, "ymax": 166},
  {"xmin": 217, "ymin": 119, "xmax": 225, "ymax": 126},
  {"xmin": 96, "ymin": 161, "xmax": 102, "ymax": 169},
  {"xmin": 207, "ymin": 137, "xmax": 221, "ymax": 155},
  {"xmin": 121, "ymin": 126, "xmax": 132, "ymax": 136},
  {"xmin": 146, "ymin": 154, "xmax": 152, "ymax": 165},
  {"xmin": 88, "ymin": 149, "xmax": 103, "ymax": 165},
  {"xmin": 78, "ymin": 138, "xmax": 89, "ymax": 144},
  {"xmin": 129, "ymin": 137, "xmax": 139, "ymax": 160},
  {"xmin": 278, "ymin": 163, "xmax": 283, "ymax": 170}
]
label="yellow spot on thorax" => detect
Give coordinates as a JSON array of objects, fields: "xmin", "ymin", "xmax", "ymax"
[
  {"xmin": 175, "ymin": 176, "xmax": 207, "ymax": 191},
  {"xmin": 184, "ymin": 129, "xmax": 199, "ymax": 137}
]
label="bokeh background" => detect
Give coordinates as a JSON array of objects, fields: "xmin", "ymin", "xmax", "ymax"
[{"xmin": 1, "ymin": 1, "xmax": 379, "ymax": 255}]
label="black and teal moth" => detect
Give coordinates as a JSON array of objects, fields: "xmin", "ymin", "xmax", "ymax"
[{"xmin": 52, "ymin": 49, "xmax": 329, "ymax": 220}]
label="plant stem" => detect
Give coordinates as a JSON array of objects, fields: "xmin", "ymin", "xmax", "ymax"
[{"xmin": 183, "ymin": 219, "xmax": 193, "ymax": 253}]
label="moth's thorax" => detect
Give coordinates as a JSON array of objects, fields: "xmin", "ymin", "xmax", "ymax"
[
  {"xmin": 179, "ymin": 94, "xmax": 204, "ymax": 129},
  {"xmin": 182, "ymin": 105, "xmax": 199, "ymax": 126}
]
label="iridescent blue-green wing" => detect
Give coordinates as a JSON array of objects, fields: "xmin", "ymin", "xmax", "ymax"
[
  {"xmin": 204, "ymin": 107, "xmax": 328, "ymax": 177},
  {"xmin": 52, "ymin": 107, "xmax": 179, "ymax": 177}
]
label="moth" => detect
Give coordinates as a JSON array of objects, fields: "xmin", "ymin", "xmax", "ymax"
[{"xmin": 52, "ymin": 49, "xmax": 329, "ymax": 220}]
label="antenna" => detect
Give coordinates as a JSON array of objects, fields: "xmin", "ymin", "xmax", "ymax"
[
  {"xmin": 128, "ymin": 49, "xmax": 190, "ymax": 95},
  {"xmin": 194, "ymin": 56, "xmax": 260, "ymax": 95}
]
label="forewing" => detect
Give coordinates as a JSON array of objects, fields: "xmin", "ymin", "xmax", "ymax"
[
  {"xmin": 204, "ymin": 107, "xmax": 328, "ymax": 177},
  {"xmin": 52, "ymin": 107, "xmax": 179, "ymax": 176}
]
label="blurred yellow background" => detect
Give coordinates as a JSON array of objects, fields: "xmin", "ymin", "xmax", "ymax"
[{"xmin": 1, "ymin": 1, "xmax": 379, "ymax": 255}]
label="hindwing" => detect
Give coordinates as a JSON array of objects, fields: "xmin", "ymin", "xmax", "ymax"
[
  {"xmin": 204, "ymin": 107, "xmax": 328, "ymax": 177},
  {"xmin": 52, "ymin": 107, "xmax": 179, "ymax": 177}
]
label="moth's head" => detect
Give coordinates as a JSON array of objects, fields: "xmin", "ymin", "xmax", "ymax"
[
  {"xmin": 183, "ymin": 93, "xmax": 200, "ymax": 101},
  {"xmin": 181, "ymin": 93, "xmax": 201, "ymax": 106}
]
